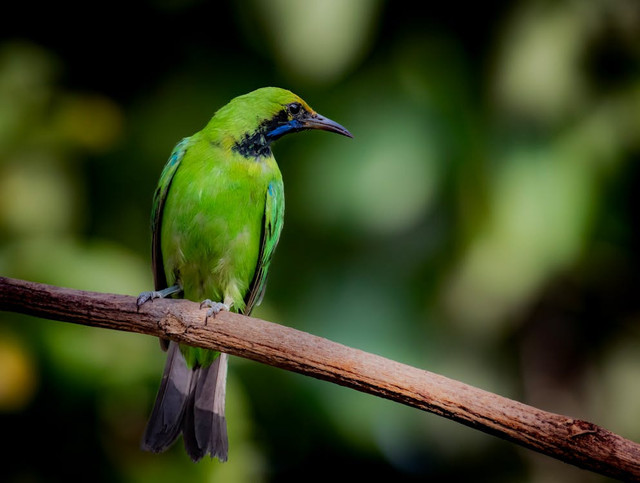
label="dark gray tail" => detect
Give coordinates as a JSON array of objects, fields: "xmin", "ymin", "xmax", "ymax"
[{"xmin": 142, "ymin": 342, "xmax": 229, "ymax": 462}]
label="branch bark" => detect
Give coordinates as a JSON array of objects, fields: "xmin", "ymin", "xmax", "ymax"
[{"xmin": 1, "ymin": 276, "xmax": 639, "ymax": 481}]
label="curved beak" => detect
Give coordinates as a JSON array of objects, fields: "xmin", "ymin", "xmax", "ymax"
[{"xmin": 302, "ymin": 113, "xmax": 353, "ymax": 138}]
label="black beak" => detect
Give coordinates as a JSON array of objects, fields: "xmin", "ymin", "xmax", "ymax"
[{"xmin": 302, "ymin": 113, "xmax": 353, "ymax": 138}]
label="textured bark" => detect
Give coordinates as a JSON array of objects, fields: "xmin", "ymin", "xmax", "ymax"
[{"xmin": 1, "ymin": 276, "xmax": 639, "ymax": 481}]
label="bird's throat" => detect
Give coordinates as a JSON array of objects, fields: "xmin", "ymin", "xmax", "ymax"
[
  {"xmin": 233, "ymin": 130, "xmax": 272, "ymax": 159},
  {"xmin": 232, "ymin": 110, "xmax": 293, "ymax": 160}
]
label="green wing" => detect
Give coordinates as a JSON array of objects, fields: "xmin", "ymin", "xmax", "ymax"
[
  {"xmin": 244, "ymin": 179, "xmax": 285, "ymax": 315},
  {"xmin": 151, "ymin": 137, "xmax": 190, "ymax": 292}
]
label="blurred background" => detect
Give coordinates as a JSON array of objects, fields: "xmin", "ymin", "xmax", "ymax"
[{"xmin": 1, "ymin": 0, "xmax": 639, "ymax": 481}]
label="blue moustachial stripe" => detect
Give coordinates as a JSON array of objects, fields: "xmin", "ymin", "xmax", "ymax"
[{"xmin": 266, "ymin": 119, "xmax": 302, "ymax": 141}]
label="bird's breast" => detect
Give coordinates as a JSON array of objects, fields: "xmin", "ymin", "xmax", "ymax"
[{"xmin": 160, "ymin": 148, "xmax": 281, "ymax": 306}]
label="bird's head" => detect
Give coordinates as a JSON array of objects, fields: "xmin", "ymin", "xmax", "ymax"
[{"xmin": 207, "ymin": 87, "xmax": 352, "ymax": 158}]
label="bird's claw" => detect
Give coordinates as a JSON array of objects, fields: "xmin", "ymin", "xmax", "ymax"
[
  {"xmin": 136, "ymin": 285, "xmax": 182, "ymax": 311},
  {"xmin": 137, "ymin": 291, "xmax": 160, "ymax": 308},
  {"xmin": 199, "ymin": 299, "xmax": 230, "ymax": 323}
]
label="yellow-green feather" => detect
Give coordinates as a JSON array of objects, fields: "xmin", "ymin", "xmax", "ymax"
[{"xmin": 150, "ymin": 88, "xmax": 302, "ymax": 368}]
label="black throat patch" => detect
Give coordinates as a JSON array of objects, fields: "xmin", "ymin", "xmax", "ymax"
[
  {"xmin": 233, "ymin": 131, "xmax": 272, "ymax": 159},
  {"xmin": 232, "ymin": 110, "xmax": 289, "ymax": 160}
]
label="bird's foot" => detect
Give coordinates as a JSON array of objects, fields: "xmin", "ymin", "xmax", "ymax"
[
  {"xmin": 136, "ymin": 284, "xmax": 182, "ymax": 310},
  {"xmin": 137, "ymin": 291, "xmax": 160, "ymax": 307},
  {"xmin": 199, "ymin": 299, "xmax": 230, "ymax": 323}
]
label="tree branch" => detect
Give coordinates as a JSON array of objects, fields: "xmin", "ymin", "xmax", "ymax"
[{"xmin": 1, "ymin": 276, "xmax": 638, "ymax": 481}]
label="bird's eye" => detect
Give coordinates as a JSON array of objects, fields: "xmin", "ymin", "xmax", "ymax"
[{"xmin": 288, "ymin": 102, "xmax": 301, "ymax": 116}]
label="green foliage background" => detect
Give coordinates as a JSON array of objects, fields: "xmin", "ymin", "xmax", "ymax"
[{"xmin": 1, "ymin": 1, "xmax": 639, "ymax": 481}]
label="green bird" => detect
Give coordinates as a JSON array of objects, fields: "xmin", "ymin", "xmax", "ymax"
[{"xmin": 136, "ymin": 87, "xmax": 351, "ymax": 462}]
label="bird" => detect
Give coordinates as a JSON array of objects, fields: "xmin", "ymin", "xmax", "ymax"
[{"xmin": 136, "ymin": 87, "xmax": 352, "ymax": 462}]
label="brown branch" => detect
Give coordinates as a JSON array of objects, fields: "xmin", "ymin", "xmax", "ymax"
[{"xmin": 1, "ymin": 276, "xmax": 639, "ymax": 481}]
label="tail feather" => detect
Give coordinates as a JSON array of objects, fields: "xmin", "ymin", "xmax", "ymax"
[
  {"xmin": 142, "ymin": 342, "xmax": 193, "ymax": 452},
  {"xmin": 195, "ymin": 353, "xmax": 228, "ymax": 461},
  {"xmin": 142, "ymin": 342, "xmax": 229, "ymax": 462},
  {"xmin": 183, "ymin": 353, "xmax": 229, "ymax": 462}
]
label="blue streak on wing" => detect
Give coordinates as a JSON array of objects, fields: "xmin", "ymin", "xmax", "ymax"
[{"xmin": 244, "ymin": 179, "xmax": 285, "ymax": 314}]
